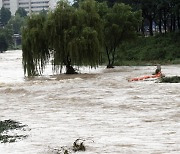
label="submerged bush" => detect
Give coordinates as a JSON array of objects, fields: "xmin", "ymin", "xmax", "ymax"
[
  {"xmin": 73, "ymin": 139, "xmax": 86, "ymax": 152},
  {"xmin": 51, "ymin": 138, "xmax": 91, "ymax": 154},
  {"xmin": 160, "ymin": 76, "xmax": 180, "ymax": 83},
  {"xmin": 0, "ymin": 119, "xmax": 28, "ymax": 143}
]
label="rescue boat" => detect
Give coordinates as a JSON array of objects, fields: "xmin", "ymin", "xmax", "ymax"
[{"xmin": 129, "ymin": 72, "xmax": 162, "ymax": 82}]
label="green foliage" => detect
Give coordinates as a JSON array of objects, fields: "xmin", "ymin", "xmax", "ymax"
[
  {"xmin": 23, "ymin": 0, "xmax": 103, "ymax": 76},
  {"xmin": 0, "ymin": 8, "xmax": 26, "ymax": 51},
  {"xmin": 15, "ymin": 8, "xmax": 27, "ymax": 17},
  {"xmin": 0, "ymin": 33, "xmax": 8, "ymax": 52},
  {"xmin": 117, "ymin": 32, "xmax": 180, "ymax": 63},
  {"xmin": 104, "ymin": 3, "xmax": 142, "ymax": 67},
  {"xmin": 0, "ymin": 7, "xmax": 11, "ymax": 26},
  {"xmin": 7, "ymin": 14, "xmax": 25, "ymax": 34},
  {"xmin": 0, "ymin": 27, "xmax": 13, "ymax": 52},
  {"xmin": 22, "ymin": 14, "xmax": 49, "ymax": 76},
  {"xmin": 45, "ymin": 0, "xmax": 77, "ymax": 73}
]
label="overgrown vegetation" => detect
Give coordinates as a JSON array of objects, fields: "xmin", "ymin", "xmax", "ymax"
[
  {"xmin": 0, "ymin": 27, "xmax": 13, "ymax": 52},
  {"xmin": 116, "ymin": 32, "xmax": 180, "ymax": 65},
  {"xmin": 0, "ymin": 119, "xmax": 28, "ymax": 143},
  {"xmin": 0, "ymin": 7, "xmax": 27, "ymax": 52},
  {"xmin": 107, "ymin": 0, "xmax": 180, "ymax": 36},
  {"xmin": 160, "ymin": 76, "xmax": 180, "ymax": 83},
  {"xmin": 1, "ymin": 0, "xmax": 179, "ymax": 72},
  {"xmin": 22, "ymin": 0, "xmax": 141, "ymax": 75}
]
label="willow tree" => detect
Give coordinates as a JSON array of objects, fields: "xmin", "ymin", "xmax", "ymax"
[
  {"xmin": 22, "ymin": 0, "xmax": 103, "ymax": 76},
  {"xmin": 46, "ymin": 0, "xmax": 103, "ymax": 74},
  {"xmin": 22, "ymin": 14, "xmax": 49, "ymax": 76},
  {"xmin": 104, "ymin": 3, "xmax": 141, "ymax": 68}
]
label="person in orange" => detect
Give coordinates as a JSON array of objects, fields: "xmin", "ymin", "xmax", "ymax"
[
  {"xmin": 128, "ymin": 65, "xmax": 164, "ymax": 82},
  {"xmin": 155, "ymin": 65, "xmax": 161, "ymax": 75},
  {"xmin": 153, "ymin": 65, "xmax": 165, "ymax": 77}
]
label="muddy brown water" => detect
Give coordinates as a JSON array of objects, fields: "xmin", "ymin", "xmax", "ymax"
[{"xmin": 0, "ymin": 50, "xmax": 180, "ymax": 154}]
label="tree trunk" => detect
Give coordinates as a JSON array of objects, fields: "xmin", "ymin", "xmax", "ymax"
[
  {"xmin": 141, "ymin": 19, "xmax": 145, "ymax": 35},
  {"xmin": 66, "ymin": 65, "xmax": 77, "ymax": 74},
  {"xmin": 170, "ymin": 14, "xmax": 173, "ymax": 32},
  {"xmin": 177, "ymin": 12, "xmax": 180, "ymax": 30},
  {"xmin": 111, "ymin": 47, "xmax": 116, "ymax": 66},
  {"xmin": 163, "ymin": 20, "xmax": 167, "ymax": 33},
  {"xmin": 173, "ymin": 15, "xmax": 176, "ymax": 32},
  {"xmin": 106, "ymin": 46, "xmax": 114, "ymax": 68},
  {"xmin": 158, "ymin": 10, "xmax": 162, "ymax": 33},
  {"xmin": 163, "ymin": 10, "xmax": 167, "ymax": 33},
  {"xmin": 170, "ymin": 13, "xmax": 176, "ymax": 32},
  {"xmin": 65, "ymin": 56, "xmax": 77, "ymax": 74},
  {"xmin": 106, "ymin": 46, "xmax": 111, "ymax": 66},
  {"xmin": 159, "ymin": 19, "xmax": 162, "ymax": 33},
  {"xmin": 149, "ymin": 18, "xmax": 153, "ymax": 36}
]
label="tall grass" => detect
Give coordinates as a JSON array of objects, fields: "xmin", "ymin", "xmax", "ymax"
[{"xmin": 116, "ymin": 32, "xmax": 180, "ymax": 65}]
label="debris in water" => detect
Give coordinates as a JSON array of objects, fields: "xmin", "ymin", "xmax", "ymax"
[
  {"xmin": 72, "ymin": 138, "xmax": 86, "ymax": 152},
  {"xmin": 0, "ymin": 119, "xmax": 28, "ymax": 143},
  {"xmin": 50, "ymin": 138, "xmax": 94, "ymax": 153}
]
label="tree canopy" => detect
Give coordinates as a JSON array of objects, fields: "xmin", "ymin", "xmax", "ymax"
[
  {"xmin": 0, "ymin": 33, "xmax": 8, "ymax": 52},
  {"xmin": 21, "ymin": 0, "xmax": 180, "ymax": 75},
  {"xmin": 22, "ymin": 0, "xmax": 103, "ymax": 76},
  {"xmin": 7, "ymin": 14, "xmax": 25, "ymax": 34},
  {"xmin": 0, "ymin": 27, "xmax": 13, "ymax": 52},
  {"xmin": 22, "ymin": 14, "xmax": 49, "ymax": 76},
  {"xmin": 103, "ymin": 3, "xmax": 141, "ymax": 67},
  {"xmin": 0, "ymin": 7, "xmax": 11, "ymax": 26},
  {"xmin": 15, "ymin": 8, "xmax": 27, "ymax": 17}
]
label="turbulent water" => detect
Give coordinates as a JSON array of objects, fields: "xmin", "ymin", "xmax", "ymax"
[{"xmin": 0, "ymin": 50, "xmax": 180, "ymax": 154}]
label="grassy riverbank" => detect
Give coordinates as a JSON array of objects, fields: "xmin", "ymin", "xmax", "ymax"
[{"xmin": 115, "ymin": 32, "xmax": 180, "ymax": 66}]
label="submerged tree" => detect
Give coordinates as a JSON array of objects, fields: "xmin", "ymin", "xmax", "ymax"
[
  {"xmin": 15, "ymin": 8, "xmax": 27, "ymax": 18},
  {"xmin": 22, "ymin": 14, "xmax": 49, "ymax": 76},
  {"xmin": 104, "ymin": 3, "xmax": 141, "ymax": 68},
  {"xmin": 22, "ymin": 0, "xmax": 103, "ymax": 76},
  {"xmin": 46, "ymin": 0, "xmax": 102, "ymax": 74}
]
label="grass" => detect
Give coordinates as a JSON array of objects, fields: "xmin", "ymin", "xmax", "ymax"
[
  {"xmin": 114, "ymin": 59, "xmax": 180, "ymax": 66},
  {"xmin": 115, "ymin": 32, "xmax": 180, "ymax": 65}
]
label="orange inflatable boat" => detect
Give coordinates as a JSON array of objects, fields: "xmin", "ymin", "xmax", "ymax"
[{"xmin": 129, "ymin": 72, "xmax": 162, "ymax": 82}]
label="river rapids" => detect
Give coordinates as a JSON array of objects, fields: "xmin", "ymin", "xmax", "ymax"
[{"xmin": 0, "ymin": 50, "xmax": 180, "ymax": 154}]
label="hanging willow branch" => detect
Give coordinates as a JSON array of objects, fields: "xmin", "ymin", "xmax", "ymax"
[
  {"xmin": 22, "ymin": 14, "xmax": 50, "ymax": 76},
  {"xmin": 22, "ymin": 0, "xmax": 103, "ymax": 76}
]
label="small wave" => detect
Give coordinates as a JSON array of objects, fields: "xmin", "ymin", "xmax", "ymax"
[
  {"xmin": 1, "ymin": 87, "xmax": 28, "ymax": 94},
  {"xmin": 24, "ymin": 73, "xmax": 98, "ymax": 82},
  {"xmin": 0, "ymin": 82, "xmax": 6, "ymax": 87}
]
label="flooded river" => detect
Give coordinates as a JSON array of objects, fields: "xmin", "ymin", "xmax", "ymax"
[{"xmin": 0, "ymin": 50, "xmax": 180, "ymax": 154}]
